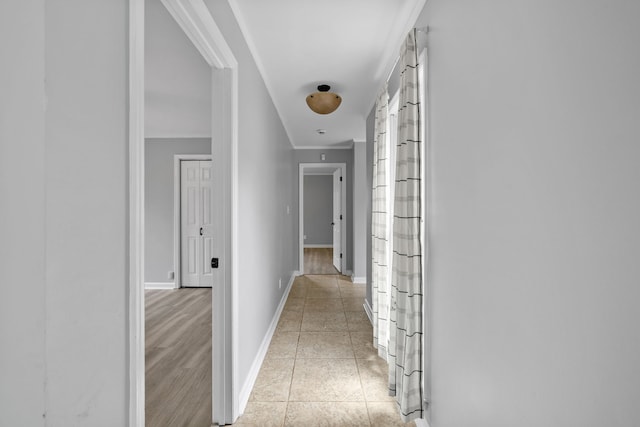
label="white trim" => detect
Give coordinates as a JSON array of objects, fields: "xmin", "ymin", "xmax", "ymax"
[
  {"xmin": 210, "ymin": 69, "xmax": 237, "ymax": 423},
  {"xmin": 129, "ymin": 0, "xmax": 239, "ymax": 425},
  {"xmin": 211, "ymin": 66, "xmax": 240, "ymax": 424},
  {"xmin": 299, "ymin": 163, "xmax": 347, "ymax": 275},
  {"xmin": 293, "ymin": 144, "xmax": 354, "ymax": 150},
  {"xmin": 303, "ymin": 244, "xmax": 333, "ymax": 248},
  {"xmin": 173, "ymin": 154, "xmax": 212, "ymax": 289},
  {"xmin": 389, "ymin": 90, "xmax": 400, "ymax": 115},
  {"xmin": 146, "ymin": 133, "xmax": 212, "ymax": 140},
  {"xmin": 415, "ymin": 419, "xmax": 430, "ymax": 427},
  {"xmin": 238, "ymin": 271, "xmax": 297, "ymax": 413},
  {"xmin": 352, "ymin": 276, "xmax": 367, "ymax": 285},
  {"xmin": 160, "ymin": 0, "xmax": 236, "ymax": 69},
  {"xmin": 419, "ymin": 47, "xmax": 431, "ymax": 423},
  {"xmin": 144, "ymin": 282, "xmax": 175, "ymax": 290},
  {"xmin": 304, "ymin": 171, "xmax": 338, "ymax": 176},
  {"xmin": 363, "ymin": 300, "xmax": 373, "ymax": 325},
  {"xmin": 129, "ymin": 0, "xmax": 145, "ymax": 425}
]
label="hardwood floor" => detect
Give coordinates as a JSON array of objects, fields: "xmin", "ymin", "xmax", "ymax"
[
  {"xmin": 145, "ymin": 288, "xmax": 212, "ymax": 427},
  {"xmin": 304, "ymin": 247, "xmax": 340, "ymax": 275}
]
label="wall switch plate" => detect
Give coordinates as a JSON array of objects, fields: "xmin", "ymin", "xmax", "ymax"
[
  {"xmin": 279, "ymin": 278, "xmax": 282, "ymax": 289},
  {"xmin": 168, "ymin": 271, "xmax": 174, "ymax": 280}
]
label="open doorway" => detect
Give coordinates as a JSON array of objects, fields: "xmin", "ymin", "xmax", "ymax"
[
  {"xmin": 130, "ymin": 0, "xmax": 239, "ymax": 425},
  {"xmin": 146, "ymin": 148, "xmax": 213, "ymax": 425},
  {"xmin": 299, "ymin": 163, "xmax": 347, "ymax": 275},
  {"xmin": 302, "ymin": 173, "xmax": 338, "ymax": 274},
  {"xmin": 143, "ymin": 0, "xmax": 214, "ymax": 424}
]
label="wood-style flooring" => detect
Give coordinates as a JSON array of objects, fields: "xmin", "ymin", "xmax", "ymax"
[
  {"xmin": 145, "ymin": 288, "xmax": 212, "ymax": 427},
  {"xmin": 304, "ymin": 247, "xmax": 340, "ymax": 275}
]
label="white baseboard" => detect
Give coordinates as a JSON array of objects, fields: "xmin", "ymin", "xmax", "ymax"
[
  {"xmin": 303, "ymin": 244, "xmax": 333, "ymax": 248},
  {"xmin": 344, "ymin": 269, "xmax": 353, "ymax": 277},
  {"xmin": 144, "ymin": 282, "xmax": 175, "ymax": 290},
  {"xmin": 238, "ymin": 270, "xmax": 297, "ymax": 414},
  {"xmin": 415, "ymin": 419, "xmax": 430, "ymax": 427},
  {"xmin": 363, "ymin": 299, "xmax": 373, "ymax": 325},
  {"xmin": 352, "ymin": 276, "xmax": 366, "ymax": 284}
]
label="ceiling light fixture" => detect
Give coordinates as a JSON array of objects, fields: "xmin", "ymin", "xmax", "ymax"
[{"xmin": 306, "ymin": 84, "xmax": 342, "ymax": 115}]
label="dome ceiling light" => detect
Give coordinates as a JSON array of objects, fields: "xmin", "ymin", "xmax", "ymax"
[{"xmin": 306, "ymin": 84, "xmax": 342, "ymax": 115}]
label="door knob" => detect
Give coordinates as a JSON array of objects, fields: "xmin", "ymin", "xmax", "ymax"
[
  {"xmin": 331, "ymin": 222, "xmax": 335, "ymax": 226},
  {"xmin": 200, "ymin": 227, "xmax": 203, "ymax": 236}
]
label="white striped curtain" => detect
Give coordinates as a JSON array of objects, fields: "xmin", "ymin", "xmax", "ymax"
[
  {"xmin": 388, "ymin": 29, "xmax": 423, "ymax": 422},
  {"xmin": 371, "ymin": 85, "xmax": 390, "ymax": 358}
]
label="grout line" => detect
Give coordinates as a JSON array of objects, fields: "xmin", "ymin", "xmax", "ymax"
[
  {"xmin": 283, "ymin": 275, "xmax": 302, "ymax": 427},
  {"xmin": 248, "ymin": 274, "xmax": 388, "ymax": 426}
]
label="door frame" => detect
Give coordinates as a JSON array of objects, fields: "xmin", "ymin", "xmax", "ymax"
[
  {"xmin": 129, "ymin": 0, "xmax": 239, "ymax": 425},
  {"xmin": 174, "ymin": 155, "xmax": 213, "ymax": 289},
  {"xmin": 331, "ymin": 169, "xmax": 343, "ymax": 271},
  {"xmin": 299, "ymin": 163, "xmax": 347, "ymax": 274}
]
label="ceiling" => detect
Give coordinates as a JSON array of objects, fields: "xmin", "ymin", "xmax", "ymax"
[{"xmin": 228, "ymin": 0, "xmax": 426, "ymax": 148}]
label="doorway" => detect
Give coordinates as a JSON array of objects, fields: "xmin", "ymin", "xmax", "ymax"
[
  {"xmin": 129, "ymin": 0, "xmax": 239, "ymax": 425},
  {"xmin": 299, "ymin": 163, "xmax": 347, "ymax": 275}
]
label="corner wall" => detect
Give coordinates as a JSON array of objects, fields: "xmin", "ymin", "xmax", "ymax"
[{"xmin": 417, "ymin": 1, "xmax": 640, "ymax": 425}]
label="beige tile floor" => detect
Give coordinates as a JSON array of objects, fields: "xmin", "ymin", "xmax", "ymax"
[{"xmin": 233, "ymin": 274, "xmax": 416, "ymax": 427}]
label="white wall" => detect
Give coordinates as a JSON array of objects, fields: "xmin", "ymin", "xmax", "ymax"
[
  {"xmin": 44, "ymin": 0, "xmax": 128, "ymax": 424},
  {"xmin": 145, "ymin": 0, "xmax": 212, "ymax": 138},
  {"xmin": 0, "ymin": 1, "xmax": 46, "ymax": 425},
  {"xmin": 203, "ymin": 0, "xmax": 297, "ymax": 395},
  {"xmin": 416, "ymin": 1, "xmax": 640, "ymax": 426},
  {"xmin": 1, "ymin": 0, "xmax": 128, "ymax": 425},
  {"xmin": 303, "ymin": 175, "xmax": 333, "ymax": 246},
  {"xmin": 145, "ymin": 138, "xmax": 211, "ymax": 284}
]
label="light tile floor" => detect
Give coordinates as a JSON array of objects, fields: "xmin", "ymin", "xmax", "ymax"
[{"xmin": 233, "ymin": 274, "xmax": 416, "ymax": 427}]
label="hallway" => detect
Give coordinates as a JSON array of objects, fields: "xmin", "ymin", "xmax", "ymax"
[{"xmin": 234, "ymin": 275, "xmax": 415, "ymax": 427}]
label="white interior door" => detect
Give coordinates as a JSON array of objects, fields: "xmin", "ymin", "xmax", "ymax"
[
  {"xmin": 181, "ymin": 160, "xmax": 214, "ymax": 287},
  {"xmin": 332, "ymin": 169, "xmax": 342, "ymax": 272}
]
